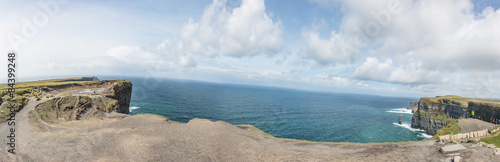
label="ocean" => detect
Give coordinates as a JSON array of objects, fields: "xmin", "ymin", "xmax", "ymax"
[{"xmin": 117, "ymin": 76, "xmax": 431, "ymax": 143}]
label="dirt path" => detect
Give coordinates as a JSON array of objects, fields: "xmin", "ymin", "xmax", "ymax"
[{"xmin": 458, "ymin": 118, "xmax": 497, "ymax": 133}]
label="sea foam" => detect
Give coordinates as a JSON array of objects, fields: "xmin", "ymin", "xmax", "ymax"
[
  {"xmin": 386, "ymin": 108, "xmax": 413, "ymax": 114},
  {"xmin": 392, "ymin": 123, "xmax": 432, "ymax": 139},
  {"xmin": 130, "ymin": 106, "xmax": 140, "ymax": 112}
]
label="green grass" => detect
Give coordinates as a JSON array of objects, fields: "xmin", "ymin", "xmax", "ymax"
[
  {"xmin": 0, "ymin": 78, "xmax": 132, "ymax": 99},
  {"xmin": 425, "ymin": 95, "xmax": 500, "ymax": 107},
  {"xmin": 431, "ymin": 120, "xmax": 461, "ymax": 140},
  {"xmin": 480, "ymin": 133, "xmax": 500, "ymax": 147},
  {"xmin": 431, "ymin": 114, "xmax": 455, "ymax": 123}
]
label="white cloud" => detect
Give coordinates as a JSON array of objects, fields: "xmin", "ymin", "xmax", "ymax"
[
  {"xmin": 307, "ymin": 0, "xmax": 500, "ymax": 86},
  {"xmin": 300, "ymin": 31, "xmax": 359, "ymax": 65},
  {"xmin": 352, "ymin": 57, "xmax": 392, "ymax": 82},
  {"xmin": 353, "ymin": 57, "xmax": 442, "ymax": 84},
  {"xmin": 180, "ymin": 0, "xmax": 284, "ymax": 57}
]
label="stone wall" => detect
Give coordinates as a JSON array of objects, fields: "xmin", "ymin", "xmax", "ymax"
[{"xmin": 438, "ymin": 127, "xmax": 500, "ymax": 142}]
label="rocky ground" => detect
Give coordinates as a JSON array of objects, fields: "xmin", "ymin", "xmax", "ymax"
[{"xmin": 0, "ymin": 97, "xmax": 498, "ymax": 161}]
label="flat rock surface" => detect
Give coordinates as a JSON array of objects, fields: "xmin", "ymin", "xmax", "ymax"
[
  {"xmin": 458, "ymin": 118, "xmax": 496, "ymax": 133},
  {"xmin": 0, "ymin": 97, "xmax": 499, "ymax": 161},
  {"xmin": 440, "ymin": 144, "xmax": 466, "ymax": 153}
]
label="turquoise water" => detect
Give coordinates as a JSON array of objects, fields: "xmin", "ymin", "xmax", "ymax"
[{"xmin": 117, "ymin": 77, "xmax": 430, "ymax": 143}]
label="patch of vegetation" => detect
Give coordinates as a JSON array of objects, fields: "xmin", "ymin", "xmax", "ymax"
[
  {"xmin": 60, "ymin": 93, "xmax": 71, "ymax": 97},
  {"xmin": 35, "ymin": 98, "xmax": 59, "ymax": 122},
  {"xmin": 431, "ymin": 114, "xmax": 455, "ymax": 123},
  {"xmin": 0, "ymin": 96, "xmax": 28, "ymax": 122},
  {"xmin": 431, "ymin": 120, "xmax": 461, "ymax": 140},
  {"xmin": 422, "ymin": 95, "xmax": 500, "ymax": 108},
  {"xmin": 480, "ymin": 133, "xmax": 500, "ymax": 147},
  {"xmin": 415, "ymin": 110, "xmax": 428, "ymax": 116},
  {"xmin": 105, "ymin": 98, "xmax": 119, "ymax": 112}
]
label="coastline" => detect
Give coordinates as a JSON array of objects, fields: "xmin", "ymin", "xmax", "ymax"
[{"xmin": 1, "ymin": 78, "xmax": 499, "ymax": 161}]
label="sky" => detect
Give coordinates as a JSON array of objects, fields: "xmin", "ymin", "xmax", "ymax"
[{"xmin": 1, "ymin": 0, "xmax": 500, "ymax": 98}]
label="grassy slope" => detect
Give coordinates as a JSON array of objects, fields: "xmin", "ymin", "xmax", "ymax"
[
  {"xmin": 480, "ymin": 133, "xmax": 500, "ymax": 147},
  {"xmin": 431, "ymin": 120, "xmax": 461, "ymax": 140}
]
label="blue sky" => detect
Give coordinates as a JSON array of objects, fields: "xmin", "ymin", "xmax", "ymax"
[{"xmin": 1, "ymin": 0, "xmax": 500, "ymax": 98}]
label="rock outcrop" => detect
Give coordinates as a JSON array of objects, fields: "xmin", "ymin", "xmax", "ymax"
[
  {"xmin": 407, "ymin": 101, "xmax": 419, "ymax": 113},
  {"xmin": 104, "ymin": 81, "xmax": 132, "ymax": 114},
  {"xmin": 411, "ymin": 96, "xmax": 500, "ymax": 135}
]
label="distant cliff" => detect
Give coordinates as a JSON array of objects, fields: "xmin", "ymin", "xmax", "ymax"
[
  {"xmin": 411, "ymin": 95, "xmax": 500, "ymax": 135},
  {"xmin": 407, "ymin": 101, "xmax": 419, "ymax": 113}
]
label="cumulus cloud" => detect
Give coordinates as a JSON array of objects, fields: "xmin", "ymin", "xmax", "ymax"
[
  {"xmin": 104, "ymin": 39, "xmax": 197, "ymax": 76},
  {"xmin": 352, "ymin": 57, "xmax": 440, "ymax": 84},
  {"xmin": 300, "ymin": 31, "xmax": 359, "ymax": 65},
  {"xmin": 180, "ymin": 0, "xmax": 284, "ymax": 57},
  {"xmin": 306, "ymin": 0, "xmax": 500, "ymax": 85},
  {"xmin": 352, "ymin": 57, "xmax": 392, "ymax": 82}
]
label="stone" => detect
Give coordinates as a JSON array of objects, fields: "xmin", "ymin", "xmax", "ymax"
[
  {"xmin": 487, "ymin": 144, "xmax": 496, "ymax": 149},
  {"xmin": 444, "ymin": 153, "xmax": 460, "ymax": 157},
  {"xmin": 443, "ymin": 157, "xmax": 453, "ymax": 162},
  {"xmin": 453, "ymin": 156, "xmax": 462, "ymax": 162},
  {"xmin": 495, "ymin": 148, "xmax": 500, "ymax": 155},
  {"xmin": 480, "ymin": 142, "xmax": 488, "ymax": 147},
  {"xmin": 440, "ymin": 144, "xmax": 466, "ymax": 154}
]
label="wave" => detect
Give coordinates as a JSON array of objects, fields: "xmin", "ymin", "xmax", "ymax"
[
  {"xmin": 392, "ymin": 123, "xmax": 432, "ymax": 139},
  {"xmin": 130, "ymin": 106, "xmax": 140, "ymax": 112},
  {"xmin": 418, "ymin": 133, "xmax": 433, "ymax": 139},
  {"xmin": 386, "ymin": 108, "xmax": 413, "ymax": 114}
]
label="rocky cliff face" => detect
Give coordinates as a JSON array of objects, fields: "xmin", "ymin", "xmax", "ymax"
[
  {"xmin": 407, "ymin": 101, "xmax": 419, "ymax": 113},
  {"xmin": 411, "ymin": 98, "xmax": 458, "ymax": 135},
  {"xmin": 104, "ymin": 81, "xmax": 132, "ymax": 114},
  {"xmin": 411, "ymin": 96, "xmax": 500, "ymax": 135},
  {"xmin": 468, "ymin": 102, "xmax": 500, "ymax": 121}
]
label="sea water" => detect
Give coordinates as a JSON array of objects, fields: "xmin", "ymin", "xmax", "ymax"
[{"xmin": 114, "ymin": 77, "xmax": 431, "ymax": 143}]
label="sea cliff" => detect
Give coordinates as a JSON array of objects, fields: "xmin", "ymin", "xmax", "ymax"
[{"xmin": 411, "ymin": 95, "xmax": 500, "ymax": 135}]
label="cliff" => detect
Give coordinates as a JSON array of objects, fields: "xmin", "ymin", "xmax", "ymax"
[
  {"xmin": 407, "ymin": 101, "xmax": 419, "ymax": 113},
  {"xmin": 411, "ymin": 95, "xmax": 500, "ymax": 135},
  {"xmin": 0, "ymin": 78, "xmax": 132, "ymax": 122}
]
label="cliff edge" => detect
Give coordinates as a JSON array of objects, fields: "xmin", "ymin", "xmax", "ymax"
[
  {"xmin": 411, "ymin": 95, "xmax": 500, "ymax": 135},
  {"xmin": 0, "ymin": 77, "xmax": 132, "ymax": 123}
]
